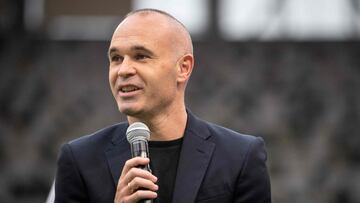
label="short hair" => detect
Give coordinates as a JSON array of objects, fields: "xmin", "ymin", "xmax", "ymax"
[
  {"xmin": 123, "ymin": 8, "xmax": 193, "ymax": 54},
  {"xmin": 125, "ymin": 8, "xmax": 189, "ymax": 33}
]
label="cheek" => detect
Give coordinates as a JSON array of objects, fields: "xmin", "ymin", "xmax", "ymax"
[
  {"xmin": 159, "ymin": 70, "xmax": 178, "ymax": 93},
  {"xmin": 108, "ymin": 69, "xmax": 118, "ymax": 95},
  {"xmin": 109, "ymin": 68, "xmax": 117, "ymax": 86}
]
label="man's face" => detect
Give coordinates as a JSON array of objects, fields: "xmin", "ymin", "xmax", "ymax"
[{"xmin": 108, "ymin": 14, "xmax": 180, "ymax": 118}]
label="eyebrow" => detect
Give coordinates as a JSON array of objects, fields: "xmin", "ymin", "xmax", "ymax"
[
  {"xmin": 108, "ymin": 45, "xmax": 155, "ymax": 58},
  {"xmin": 131, "ymin": 45, "xmax": 155, "ymax": 56}
]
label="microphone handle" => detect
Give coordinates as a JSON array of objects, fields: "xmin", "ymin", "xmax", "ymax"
[
  {"xmin": 130, "ymin": 141, "xmax": 153, "ymax": 203},
  {"xmin": 131, "ymin": 141, "xmax": 152, "ymax": 172}
]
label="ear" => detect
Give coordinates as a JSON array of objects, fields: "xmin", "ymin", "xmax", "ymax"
[{"xmin": 176, "ymin": 54, "xmax": 194, "ymax": 83}]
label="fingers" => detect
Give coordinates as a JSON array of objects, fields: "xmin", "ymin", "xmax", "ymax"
[
  {"xmin": 121, "ymin": 157, "xmax": 151, "ymax": 175},
  {"xmin": 127, "ymin": 176, "xmax": 159, "ymax": 193},
  {"xmin": 114, "ymin": 157, "xmax": 158, "ymax": 203},
  {"xmin": 115, "ymin": 185, "xmax": 157, "ymax": 203},
  {"xmin": 121, "ymin": 175, "xmax": 158, "ymax": 203},
  {"xmin": 126, "ymin": 190, "xmax": 158, "ymax": 202},
  {"xmin": 123, "ymin": 167, "xmax": 158, "ymax": 186}
]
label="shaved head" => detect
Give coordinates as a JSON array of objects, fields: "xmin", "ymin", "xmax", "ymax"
[{"xmin": 115, "ymin": 9, "xmax": 193, "ymax": 57}]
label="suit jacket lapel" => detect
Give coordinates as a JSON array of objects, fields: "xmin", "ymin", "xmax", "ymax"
[
  {"xmin": 172, "ymin": 113, "xmax": 215, "ymax": 203},
  {"xmin": 105, "ymin": 124, "xmax": 131, "ymax": 186},
  {"xmin": 103, "ymin": 112, "xmax": 216, "ymax": 202}
]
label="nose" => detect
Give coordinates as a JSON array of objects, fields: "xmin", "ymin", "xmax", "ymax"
[{"xmin": 117, "ymin": 56, "xmax": 136, "ymax": 78}]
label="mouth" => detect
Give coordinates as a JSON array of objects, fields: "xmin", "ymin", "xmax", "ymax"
[
  {"xmin": 120, "ymin": 85, "xmax": 140, "ymax": 93},
  {"xmin": 118, "ymin": 84, "xmax": 142, "ymax": 95}
]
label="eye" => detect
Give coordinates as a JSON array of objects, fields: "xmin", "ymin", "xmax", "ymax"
[
  {"xmin": 110, "ymin": 55, "xmax": 123, "ymax": 63},
  {"xmin": 134, "ymin": 54, "xmax": 149, "ymax": 60}
]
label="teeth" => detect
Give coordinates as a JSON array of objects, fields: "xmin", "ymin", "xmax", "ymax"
[{"xmin": 121, "ymin": 86, "xmax": 139, "ymax": 92}]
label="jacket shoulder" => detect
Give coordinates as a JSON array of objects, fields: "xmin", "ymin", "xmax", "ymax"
[
  {"xmin": 67, "ymin": 122, "xmax": 128, "ymax": 150},
  {"xmin": 205, "ymin": 121, "xmax": 261, "ymax": 147}
]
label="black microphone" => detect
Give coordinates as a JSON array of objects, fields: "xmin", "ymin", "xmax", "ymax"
[{"xmin": 126, "ymin": 122, "xmax": 153, "ymax": 203}]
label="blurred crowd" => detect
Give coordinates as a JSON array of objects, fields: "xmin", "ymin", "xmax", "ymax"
[
  {"xmin": 0, "ymin": 40, "xmax": 359, "ymax": 203},
  {"xmin": 1, "ymin": 0, "xmax": 360, "ymax": 202}
]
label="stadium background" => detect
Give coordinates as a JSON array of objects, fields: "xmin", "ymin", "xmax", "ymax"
[{"xmin": 1, "ymin": 0, "xmax": 360, "ymax": 202}]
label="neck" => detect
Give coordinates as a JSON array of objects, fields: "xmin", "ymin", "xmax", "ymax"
[{"xmin": 127, "ymin": 105, "xmax": 187, "ymax": 141}]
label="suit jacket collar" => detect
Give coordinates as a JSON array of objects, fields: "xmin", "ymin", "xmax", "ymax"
[
  {"xmin": 105, "ymin": 123, "xmax": 130, "ymax": 187},
  {"xmin": 104, "ymin": 111, "xmax": 215, "ymax": 203},
  {"xmin": 172, "ymin": 111, "xmax": 215, "ymax": 203}
]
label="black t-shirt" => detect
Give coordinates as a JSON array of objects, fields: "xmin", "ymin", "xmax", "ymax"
[{"xmin": 148, "ymin": 137, "xmax": 183, "ymax": 203}]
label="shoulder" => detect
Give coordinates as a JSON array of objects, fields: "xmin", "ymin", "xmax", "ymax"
[
  {"xmin": 204, "ymin": 120, "xmax": 264, "ymax": 152},
  {"xmin": 57, "ymin": 122, "xmax": 129, "ymax": 175},
  {"xmin": 190, "ymin": 115, "xmax": 271, "ymax": 201},
  {"xmin": 203, "ymin": 123, "xmax": 272, "ymax": 202},
  {"xmin": 187, "ymin": 111, "xmax": 264, "ymax": 155},
  {"xmin": 63, "ymin": 122, "xmax": 128, "ymax": 153},
  {"xmin": 55, "ymin": 123, "xmax": 128, "ymax": 202},
  {"xmin": 207, "ymin": 121, "xmax": 259, "ymax": 142}
]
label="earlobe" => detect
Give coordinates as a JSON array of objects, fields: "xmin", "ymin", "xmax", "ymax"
[{"xmin": 177, "ymin": 54, "xmax": 194, "ymax": 83}]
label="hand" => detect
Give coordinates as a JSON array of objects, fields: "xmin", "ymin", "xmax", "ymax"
[{"xmin": 114, "ymin": 157, "xmax": 158, "ymax": 203}]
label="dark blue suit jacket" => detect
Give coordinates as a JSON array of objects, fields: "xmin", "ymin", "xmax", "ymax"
[{"xmin": 55, "ymin": 112, "xmax": 271, "ymax": 202}]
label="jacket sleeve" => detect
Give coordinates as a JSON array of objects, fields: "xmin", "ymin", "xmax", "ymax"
[
  {"xmin": 234, "ymin": 137, "xmax": 272, "ymax": 203},
  {"xmin": 55, "ymin": 143, "xmax": 90, "ymax": 203}
]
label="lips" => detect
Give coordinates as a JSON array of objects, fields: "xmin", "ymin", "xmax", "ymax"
[
  {"xmin": 120, "ymin": 85, "xmax": 140, "ymax": 93},
  {"xmin": 117, "ymin": 84, "xmax": 142, "ymax": 96}
]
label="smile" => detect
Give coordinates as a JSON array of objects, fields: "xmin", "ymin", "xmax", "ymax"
[
  {"xmin": 118, "ymin": 83, "xmax": 143, "ymax": 96},
  {"xmin": 121, "ymin": 85, "xmax": 140, "ymax": 93}
]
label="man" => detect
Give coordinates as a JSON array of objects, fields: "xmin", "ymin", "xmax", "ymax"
[{"xmin": 55, "ymin": 9, "xmax": 271, "ymax": 203}]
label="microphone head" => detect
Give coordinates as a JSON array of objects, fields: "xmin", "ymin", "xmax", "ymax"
[{"xmin": 126, "ymin": 122, "xmax": 150, "ymax": 143}]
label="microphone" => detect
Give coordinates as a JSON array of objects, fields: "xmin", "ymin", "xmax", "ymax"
[{"xmin": 126, "ymin": 122, "xmax": 153, "ymax": 203}]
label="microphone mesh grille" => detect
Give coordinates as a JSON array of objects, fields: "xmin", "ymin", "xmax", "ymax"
[{"xmin": 126, "ymin": 122, "xmax": 150, "ymax": 143}]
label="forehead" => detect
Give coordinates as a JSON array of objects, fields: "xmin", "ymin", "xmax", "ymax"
[{"xmin": 110, "ymin": 14, "xmax": 174, "ymax": 52}]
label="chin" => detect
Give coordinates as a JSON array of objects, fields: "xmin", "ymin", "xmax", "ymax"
[{"xmin": 118, "ymin": 105, "xmax": 141, "ymax": 116}]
